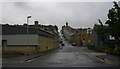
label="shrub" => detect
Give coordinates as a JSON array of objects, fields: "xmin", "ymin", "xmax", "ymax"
[
  {"xmin": 114, "ymin": 46, "xmax": 120, "ymax": 53},
  {"xmin": 88, "ymin": 45, "xmax": 111, "ymax": 52},
  {"xmin": 89, "ymin": 45, "xmax": 120, "ymax": 55}
]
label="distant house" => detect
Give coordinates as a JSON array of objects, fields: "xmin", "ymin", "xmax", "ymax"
[
  {"xmin": 80, "ymin": 28, "xmax": 92, "ymax": 46},
  {"xmin": 90, "ymin": 24, "xmax": 107, "ymax": 46},
  {"xmin": 2, "ymin": 24, "xmax": 59, "ymax": 54},
  {"xmin": 91, "ymin": 24, "xmax": 118, "ymax": 48},
  {"xmin": 62, "ymin": 22, "xmax": 91, "ymax": 46},
  {"xmin": 90, "ymin": 30, "xmax": 99, "ymax": 46}
]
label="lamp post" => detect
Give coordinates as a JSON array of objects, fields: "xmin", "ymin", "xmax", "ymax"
[{"xmin": 26, "ymin": 16, "xmax": 31, "ymax": 49}]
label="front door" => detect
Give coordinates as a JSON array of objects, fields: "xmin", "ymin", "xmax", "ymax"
[{"xmin": 2, "ymin": 40, "xmax": 7, "ymax": 51}]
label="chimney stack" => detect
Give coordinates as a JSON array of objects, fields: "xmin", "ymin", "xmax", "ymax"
[
  {"xmin": 66, "ymin": 22, "xmax": 68, "ymax": 26},
  {"xmin": 34, "ymin": 21, "xmax": 39, "ymax": 26}
]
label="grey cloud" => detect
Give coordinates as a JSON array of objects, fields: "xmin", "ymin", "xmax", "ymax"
[{"xmin": 2, "ymin": 2, "xmax": 113, "ymax": 30}]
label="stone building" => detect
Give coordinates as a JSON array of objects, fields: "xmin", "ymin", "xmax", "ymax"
[
  {"xmin": 62, "ymin": 22, "xmax": 91, "ymax": 46},
  {"xmin": 90, "ymin": 24, "xmax": 119, "ymax": 49},
  {"xmin": 2, "ymin": 24, "xmax": 59, "ymax": 54}
]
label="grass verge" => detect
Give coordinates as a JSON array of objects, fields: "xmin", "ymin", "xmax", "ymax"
[
  {"xmin": 2, "ymin": 52, "xmax": 24, "ymax": 58},
  {"xmin": 88, "ymin": 45, "xmax": 120, "ymax": 55}
]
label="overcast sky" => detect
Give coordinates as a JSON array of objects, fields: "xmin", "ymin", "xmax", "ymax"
[{"xmin": 1, "ymin": 1, "xmax": 115, "ymax": 30}]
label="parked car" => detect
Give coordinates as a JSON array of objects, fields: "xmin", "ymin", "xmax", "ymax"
[
  {"xmin": 72, "ymin": 43, "xmax": 76, "ymax": 46},
  {"xmin": 61, "ymin": 43, "xmax": 65, "ymax": 46}
]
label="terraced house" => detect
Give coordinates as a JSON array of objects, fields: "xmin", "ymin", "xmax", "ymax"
[
  {"xmin": 2, "ymin": 23, "xmax": 59, "ymax": 54},
  {"xmin": 62, "ymin": 22, "xmax": 91, "ymax": 46}
]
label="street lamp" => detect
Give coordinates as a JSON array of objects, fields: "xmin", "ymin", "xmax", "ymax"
[{"xmin": 26, "ymin": 16, "xmax": 31, "ymax": 49}]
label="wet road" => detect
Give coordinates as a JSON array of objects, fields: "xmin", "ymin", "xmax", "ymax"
[{"xmin": 3, "ymin": 39, "xmax": 118, "ymax": 67}]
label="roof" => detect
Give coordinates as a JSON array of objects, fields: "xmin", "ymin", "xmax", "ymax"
[
  {"xmin": 27, "ymin": 25, "xmax": 59, "ymax": 35},
  {"xmin": 2, "ymin": 25, "xmax": 55, "ymax": 38}
]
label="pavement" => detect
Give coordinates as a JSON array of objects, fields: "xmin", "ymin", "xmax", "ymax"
[{"xmin": 2, "ymin": 46, "xmax": 63, "ymax": 63}]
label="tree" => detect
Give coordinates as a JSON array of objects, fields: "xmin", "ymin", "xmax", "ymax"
[
  {"xmin": 94, "ymin": 19, "xmax": 105, "ymax": 42},
  {"xmin": 98, "ymin": 19, "xmax": 103, "ymax": 26},
  {"xmin": 105, "ymin": 1, "xmax": 120, "ymax": 40}
]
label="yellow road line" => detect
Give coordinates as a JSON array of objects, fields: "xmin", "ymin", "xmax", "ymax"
[{"xmin": 96, "ymin": 56, "xmax": 113, "ymax": 64}]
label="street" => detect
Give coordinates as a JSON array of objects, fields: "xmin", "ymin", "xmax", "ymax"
[
  {"xmin": 1, "ymin": 2, "xmax": 120, "ymax": 68},
  {"xmin": 2, "ymin": 37, "xmax": 119, "ymax": 67}
]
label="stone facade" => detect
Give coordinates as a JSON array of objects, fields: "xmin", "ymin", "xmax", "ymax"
[
  {"xmin": 2, "ymin": 24, "xmax": 59, "ymax": 54},
  {"xmin": 62, "ymin": 23, "xmax": 91, "ymax": 46}
]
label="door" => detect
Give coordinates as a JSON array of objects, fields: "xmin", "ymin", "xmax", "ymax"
[{"xmin": 2, "ymin": 40, "xmax": 7, "ymax": 51}]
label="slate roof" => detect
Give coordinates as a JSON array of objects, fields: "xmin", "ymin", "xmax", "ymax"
[{"xmin": 2, "ymin": 25, "xmax": 55, "ymax": 38}]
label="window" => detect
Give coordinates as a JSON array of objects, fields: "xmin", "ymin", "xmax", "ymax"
[{"xmin": 109, "ymin": 35, "xmax": 115, "ymax": 40}]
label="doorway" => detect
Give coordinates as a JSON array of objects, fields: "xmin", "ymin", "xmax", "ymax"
[{"xmin": 2, "ymin": 40, "xmax": 7, "ymax": 51}]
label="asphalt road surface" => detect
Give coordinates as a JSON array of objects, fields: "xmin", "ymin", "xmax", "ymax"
[{"xmin": 2, "ymin": 38, "xmax": 119, "ymax": 67}]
